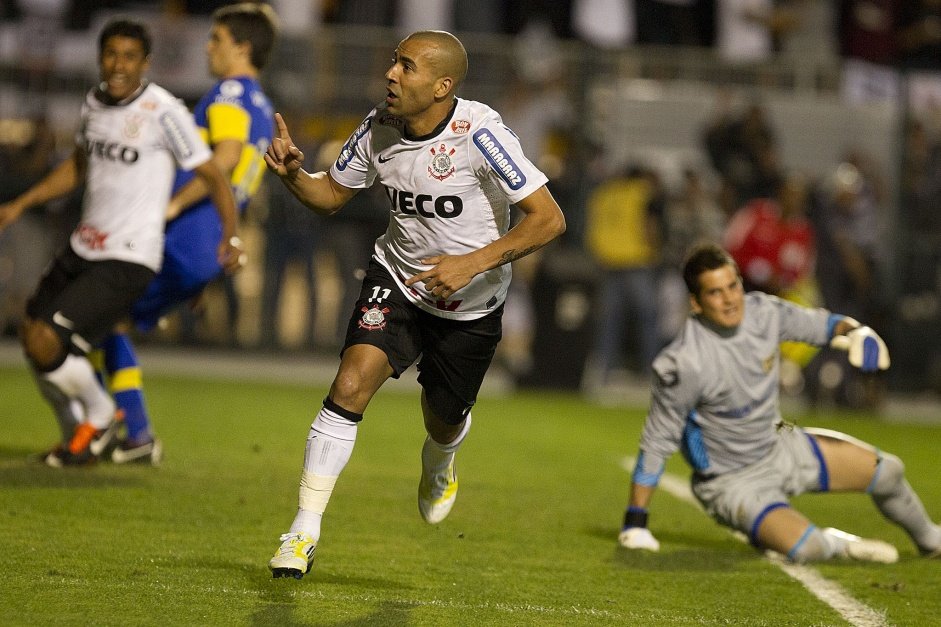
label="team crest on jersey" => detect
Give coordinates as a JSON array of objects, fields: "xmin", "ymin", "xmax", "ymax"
[
  {"xmin": 428, "ymin": 143, "xmax": 456, "ymax": 181},
  {"xmin": 220, "ymin": 79, "xmax": 244, "ymax": 98},
  {"xmin": 358, "ymin": 305, "xmax": 390, "ymax": 331},
  {"xmin": 451, "ymin": 119, "xmax": 470, "ymax": 134},
  {"xmin": 123, "ymin": 113, "xmax": 144, "ymax": 139}
]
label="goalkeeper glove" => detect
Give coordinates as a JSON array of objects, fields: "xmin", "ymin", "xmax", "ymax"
[
  {"xmin": 830, "ymin": 322, "xmax": 890, "ymax": 372},
  {"xmin": 618, "ymin": 507, "xmax": 660, "ymax": 551}
]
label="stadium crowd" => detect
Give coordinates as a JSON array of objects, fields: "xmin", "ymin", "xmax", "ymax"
[{"xmin": 2, "ymin": 0, "xmax": 941, "ymax": 400}]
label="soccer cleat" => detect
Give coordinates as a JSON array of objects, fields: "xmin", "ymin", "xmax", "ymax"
[
  {"xmin": 823, "ymin": 527, "xmax": 898, "ymax": 564},
  {"xmin": 418, "ymin": 437, "xmax": 458, "ymax": 524},
  {"xmin": 110, "ymin": 437, "xmax": 163, "ymax": 466},
  {"xmin": 40, "ymin": 444, "xmax": 68, "ymax": 468},
  {"xmin": 269, "ymin": 532, "xmax": 317, "ymax": 579},
  {"xmin": 61, "ymin": 410, "xmax": 126, "ymax": 465}
]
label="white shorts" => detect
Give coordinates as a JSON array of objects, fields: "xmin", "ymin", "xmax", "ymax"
[{"xmin": 691, "ymin": 426, "xmax": 826, "ymax": 542}]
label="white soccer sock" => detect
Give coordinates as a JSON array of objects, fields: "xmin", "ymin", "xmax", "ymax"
[
  {"xmin": 422, "ymin": 414, "xmax": 472, "ymax": 473},
  {"xmin": 41, "ymin": 354, "xmax": 115, "ymax": 429},
  {"xmin": 288, "ymin": 406, "xmax": 358, "ymax": 540},
  {"xmin": 870, "ymin": 455, "xmax": 941, "ymax": 553},
  {"xmin": 32, "ymin": 368, "xmax": 83, "ymax": 442}
]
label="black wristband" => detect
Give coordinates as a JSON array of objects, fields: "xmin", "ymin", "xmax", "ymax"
[{"xmin": 624, "ymin": 507, "xmax": 648, "ymax": 529}]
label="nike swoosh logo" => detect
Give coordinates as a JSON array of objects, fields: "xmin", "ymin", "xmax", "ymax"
[
  {"xmin": 52, "ymin": 311, "xmax": 75, "ymax": 330},
  {"xmin": 377, "ymin": 154, "xmax": 394, "ymax": 163}
]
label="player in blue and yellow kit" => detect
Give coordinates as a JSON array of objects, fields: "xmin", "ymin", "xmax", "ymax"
[{"xmin": 98, "ymin": 3, "xmax": 278, "ymax": 463}]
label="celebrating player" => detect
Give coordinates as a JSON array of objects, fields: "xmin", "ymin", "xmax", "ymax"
[
  {"xmin": 0, "ymin": 19, "xmax": 240, "ymax": 466},
  {"xmin": 95, "ymin": 3, "xmax": 278, "ymax": 464},
  {"xmin": 264, "ymin": 30, "xmax": 566, "ymax": 578},
  {"xmin": 619, "ymin": 243, "xmax": 941, "ymax": 562}
]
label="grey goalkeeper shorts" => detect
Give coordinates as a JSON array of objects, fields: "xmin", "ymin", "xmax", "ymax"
[{"xmin": 691, "ymin": 426, "xmax": 827, "ymax": 542}]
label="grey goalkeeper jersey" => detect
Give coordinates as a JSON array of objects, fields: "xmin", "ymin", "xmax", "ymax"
[{"xmin": 634, "ymin": 292, "xmax": 837, "ymax": 484}]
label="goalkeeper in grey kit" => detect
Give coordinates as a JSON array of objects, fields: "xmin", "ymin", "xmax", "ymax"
[{"xmin": 620, "ymin": 243, "xmax": 941, "ymax": 563}]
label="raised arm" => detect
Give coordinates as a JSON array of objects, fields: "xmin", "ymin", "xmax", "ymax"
[
  {"xmin": 0, "ymin": 148, "xmax": 84, "ymax": 232},
  {"xmin": 263, "ymin": 112, "xmax": 356, "ymax": 215},
  {"xmin": 404, "ymin": 185, "xmax": 566, "ymax": 299}
]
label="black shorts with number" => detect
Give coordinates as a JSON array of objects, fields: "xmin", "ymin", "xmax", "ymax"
[
  {"xmin": 26, "ymin": 246, "xmax": 156, "ymax": 354},
  {"xmin": 342, "ymin": 259, "xmax": 503, "ymax": 423}
]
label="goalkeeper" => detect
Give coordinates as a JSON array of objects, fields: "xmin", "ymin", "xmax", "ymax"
[{"xmin": 619, "ymin": 243, "xmax": 940, "ymax": 563}]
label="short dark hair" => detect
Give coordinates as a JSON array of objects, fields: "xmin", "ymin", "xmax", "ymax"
[
  {"xmin": 213, "ymin": 2, "xmax": 279, "ymax": 71},
  {"xmin": 682, "ymin": 244, "xmax": 739, "ymax": 295},
  {"xmin": 98, "ymin": 19, "xmax": 152, "ymax": 58}
]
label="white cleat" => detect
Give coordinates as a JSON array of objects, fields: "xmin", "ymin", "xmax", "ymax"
[
  {"xmin": 823, "ymin": 527, "xmax": 898, "ymax": 564},
  {"xmin": 269, "ymin": 532, "xmax": 317, "ymax": 579},
  {"xmin": 418, "ymin": 437, "xmax": 458, "ymax": 524}
]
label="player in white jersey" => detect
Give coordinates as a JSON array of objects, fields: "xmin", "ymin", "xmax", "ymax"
[
  {"xmin": 619, "ymin": 244, "xmax": 941, "ymax": 563},
  {"xmin": 0, "ymin": 19, "xmax": 241, "ymax": 466},
  {"xmin": 264, "ymin": 30, "xmax": 566, "ymax": 578}
]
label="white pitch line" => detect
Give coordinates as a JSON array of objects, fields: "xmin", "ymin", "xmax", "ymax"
[{"xmin": 621, "ymin": 457, "xmax": 891, "ymax": 627}]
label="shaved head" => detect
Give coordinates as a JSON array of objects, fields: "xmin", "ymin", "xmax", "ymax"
[{"xmin": 403, "ymin": 30, "xmax": 467, "ymax": 93}]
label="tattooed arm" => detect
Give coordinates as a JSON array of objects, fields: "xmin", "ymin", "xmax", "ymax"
[{"xmin": 405, "ymin": 185, "xmax": 566, "ymax": 299}]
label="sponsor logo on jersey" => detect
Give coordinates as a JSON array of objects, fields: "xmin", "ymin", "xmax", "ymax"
[
  {"xmin": 451, "ymin": 119, "xmax": 470, "ymax": 134},
  {"xmin": 386, "ymin": 188, "xmax": 463, "ymax": 219},
  {"xmin": 376, "ymin": 110, "xmax": 403, "ymax": 128},
  {"xmin": 428, "ymin": 143, "xmax": 456, "ymax": 181},
  {"xmin": 358, "ymin": 305, "xmax": 390, "ymax": 331},
  {"xmin": 75, "ymin": 223, "xmax": 109, "ymax": 250},
  {"xmin": 336, "ymin": 116, "xmax": 372, "ymax": 171},
  {"xmin": 473, "ymin": 129, "xmax": 526, "ymax": 190},
  {"xmin": 159, "ymin": 111, "xmax": 195, "ymax": 159},
  {"xmin": 762, "ymin": 354, "xmax": 775, "ymax": 373},
  {"xmin": 124, "ymin": 113, "xmax": 144, "ymax": 139},
  {"xmin": 85, "ymin": 139, "xmax": 140, "ymax": 164}
]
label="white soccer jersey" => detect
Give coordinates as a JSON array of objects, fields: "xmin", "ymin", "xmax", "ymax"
[
  {"xmin": 70, "ymin": 82, "xmax": 212, "ymax": 271},
  {"xmin": 330, "ymin": 98, "xmax": 549, "ymax": 320}
]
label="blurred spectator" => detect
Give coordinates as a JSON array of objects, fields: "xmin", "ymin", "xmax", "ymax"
[
  {"xmin": 715, "ymin": 0, "xmax": 801, "ymax": 63},
  {"xmin": 658, "ymin": 167, "xmax": 727, "ymax": 341},
  {"xmin": 636, "ymin": 0, "xmax": 714, "ymax": 47},
  {"xmin": 0, "ymin": 116, "xmax": 75, "ymax": 336},
  {"xmin": 837, "ymin": 0, "xmax": 903, "ymax": 105},
  {"xmin": 805, "ymin": 162, "xmax": 887, "ymax": 409},
  {"xmin": 584, "ymin": 165, "xmax": 663, "ymax": 384},
  {"xmin": 505, "ymin": 0, "xmax": 575, "ymax": 38},
  {"xmin": 572, "ymin": 0, "xmax": 635, "ymax": 48},
  {"xmin": 897, "ymin": 0, "xmax": 941, "ymax": 71},
  {"xmin": 259, "ymin": 177, "xmax": 324, "ymax": 351},
  {"xmin": 811, "ymin": 162, "xmax": 882, "ymax": 321},
  {"xmin": 703, "ymin": 95, "xmax": 782, "ymax": 210},
  {"xmin": 723, "ymin": 171, "xmax": 814, "ymax": 295}
]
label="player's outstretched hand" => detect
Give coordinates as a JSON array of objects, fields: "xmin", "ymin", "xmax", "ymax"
[
  {"xmin": 830, "ymin": 325, "xmax": 890, "ymax": 372},
  {"xmin": 618, "ymin": 527, "xmax": 660, "ymax": 552},
  {"xmin": 264, "ymin": 112, "xmax": 304, "ymax": 179}
]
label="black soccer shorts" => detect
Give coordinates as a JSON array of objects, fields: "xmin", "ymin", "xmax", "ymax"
[
  {"xmin": 26, "ymin": 246, "xmax": 156, "ymax": 354},
  {"xmin": 342, "ymin": 259, "xmax": 503, "ymax": 423}
]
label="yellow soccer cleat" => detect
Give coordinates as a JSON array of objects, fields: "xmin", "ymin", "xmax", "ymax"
[
  {"xmin": 418, "ymin": 437, "xmax": 458, "ymax": 524},
  {"xmin": 269, "ymin": 532, "xmax": 317, "ymax": 579}
]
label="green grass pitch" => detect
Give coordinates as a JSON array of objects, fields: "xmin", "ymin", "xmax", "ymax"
[{"xmin": 1, "ymin": 364, "xmax": 939, "ymax": 626}]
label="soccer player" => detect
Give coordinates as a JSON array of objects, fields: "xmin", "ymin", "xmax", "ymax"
[
  {"xmin": 97, "ymin": 3, "xmax": 277, "ymax": 464},
  {"xmin": 618, "ymin": 244, "xmax": 941, "ymax": 563},
  {"xmin": 0, "ymin": 19, "xmax": 240, "ymax": 466},
  {"xmin": 264, "ymin": 30, "xmax": 566, "ymax": 578}
]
